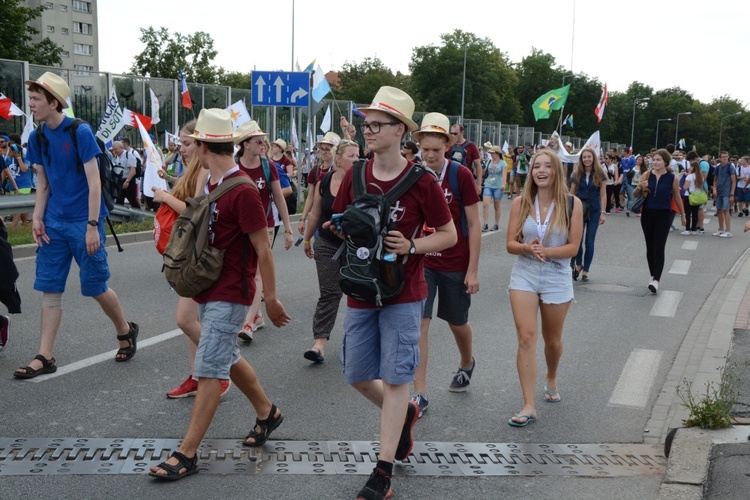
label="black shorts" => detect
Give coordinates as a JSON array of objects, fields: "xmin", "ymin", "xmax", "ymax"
[{"xmin": 423, "ymin": 268, "xmax": 470, "ymax": 326}]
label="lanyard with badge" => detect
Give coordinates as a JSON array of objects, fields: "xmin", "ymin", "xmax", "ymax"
[
  {"xmin": 422, "ymin": 160, "xmax": 450, "ymax": 236},
  {"xmin": 534, "ymin": 195, "xmax": 555, "ymax": 243}
]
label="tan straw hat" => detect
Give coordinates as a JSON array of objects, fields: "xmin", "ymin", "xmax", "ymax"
[
  {"xmin": 234, "ymin": 120, "xmax": 267, "ymax": 144},
  {"xmin": 273, "ymin": 138, "xmax": 287, "ymax": 150},
  {"xmin": 483, "ymin": 141, "xmax": 493, "ymax": 149},
  {"xmin": 412, "ymin": 112, "xmax": 456, "ymax": 145},
  {"xmin": 190, "ymin": 109, "xmax": 240, "ymax": 143},
  {"xmin": 359, "ymin": 86, "xmax": 418, "ymax": 132},
  {"xmin": 25, "ymin": 72, "xmax": 70, "ymax": 109},
  {"xmin": 489, "ymin": 145, "xmax": 503, "ymax": 155},
  {"xmin": 316, "ymin": 132, "xmax": 341, "ymax": 147}
]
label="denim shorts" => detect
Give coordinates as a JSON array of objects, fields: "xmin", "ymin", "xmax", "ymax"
[
  {"xmin": 423, "ymin": 268, "xmax": 470, "ymax": 325},
  {"xmin": 716, "ymin": 195, "xmax": 730, "ymax": 210},
  {"xmin": 740, "ymin": 188, "xmax": 750, "ymax": 203},
  {"xmin": 508, "ymin": 256, "xmax": 574, "ymax": 304},
  {"xmin": 482, "ymin": 187, "xmax": 504, "ymax": 200},
  {"xmin": 34, "ymin": 217, "xmax": 110, "ymax": 297},
  {"xmin": 194, "ymin": 301, "xmax": 248, "ymax": 379},
  {"xmin": 340, "ymin": 300, "xmax": 424, "ymax": 385}
]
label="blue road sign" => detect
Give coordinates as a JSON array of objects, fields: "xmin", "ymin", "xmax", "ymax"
[{"xmin": 251, "ymin": 71, "xmax": 310, "ymax": 108}]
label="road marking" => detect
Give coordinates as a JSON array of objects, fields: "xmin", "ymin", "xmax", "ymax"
[
  {"xmin": 703, "ymin": 218, "xmax": 711, "ymax": 225},
  {"xmin": 681, "ymin": 241, "xmax": 698, "ymax": 250},
  {"xmin": 669, "ymin": 260, "xmax": 691, "ymax": 275},
  {"xmin": 649, "ymin": 290, "xmax": 683, "ymax": 318},
  {"xmin": 29, "ymin": 329, "xmax": 183, "ymax": 383},
  {"xmin": 481, "ymin": 230, "xmax": 502, "ymax": 238},
  {"xmin": 609, "ymin": 349, "xmax": 663, "ymax": 409}
]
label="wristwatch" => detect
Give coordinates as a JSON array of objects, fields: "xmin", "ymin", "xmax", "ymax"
[
  {"xmin": 409, "ymin": 239, "xmax": 416, "ymax": 255},
  {"xmin": 87, "ymin": 220, "xmax": 99, "ymax": 227}
]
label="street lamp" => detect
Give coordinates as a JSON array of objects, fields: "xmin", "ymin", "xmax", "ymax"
[
  {"xmin": 718, "ymin": 111, "xmax": 742, "ymax": 156},
  {"xmin": 655, "ymin": 118, "xmax": 671, "ymax": 149},
  {"xmin": 630, "ymin": 97, "xmax": 650, "ymax": 153},
  {"xmin": 674, "ymin": 112, "xmax": 692, "ymax": 147},
  {"xmin": 558, "ymin": 73, "xmax": 575, "ymax": 134}
]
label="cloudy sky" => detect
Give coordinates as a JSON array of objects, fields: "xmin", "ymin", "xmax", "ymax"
[{"xmin": 99, "ymin": 0, "xmax": 749, "ymax": 106}]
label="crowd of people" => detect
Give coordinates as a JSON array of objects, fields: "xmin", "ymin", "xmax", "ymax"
[{"xmin": 3, "ymin": 73, "xmax": 749, "ymax": 500}]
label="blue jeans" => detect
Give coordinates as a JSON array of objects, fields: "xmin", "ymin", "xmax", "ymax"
[
  {"xmin": 622, "ymin": 183, "xmax": 636, "ymax": 211},
  {"xmin": 575, "ymin": 209, "xmax": 601, "ymax": 272}
]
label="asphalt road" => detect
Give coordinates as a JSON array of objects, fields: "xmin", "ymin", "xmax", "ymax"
[{"xmin": 2, "ymin": 202, "xmax": 747, "ymax": 499}]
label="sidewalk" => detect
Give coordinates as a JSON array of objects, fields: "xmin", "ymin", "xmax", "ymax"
[{"xmin": 656, "ymin": 243, "xmax": 750, "ymax": 499}]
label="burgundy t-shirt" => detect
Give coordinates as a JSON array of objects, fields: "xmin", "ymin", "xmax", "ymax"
[
  {"xmin": 332, "ymin": 159, "xmax": 452, "ymax": 308},
  {"xmin": 193, "ymin": 170, "xmax": 267, "ymax": 305},
  {"xmin": 238, "ymin": 158, "xmax": 279, "ymax": 227},
  {"xmin": 446, "ymin": 139, "xmax": 481, "ymax": 169},
  {"xmin": 307, "ymin": 164, "xmax": 331, "ymax": 186}
]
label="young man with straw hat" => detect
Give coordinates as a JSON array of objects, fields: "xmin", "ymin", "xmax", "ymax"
[
  {"xmin": 411, "ymin": 112, "xmax": 481, "ymax": 418},
  {"xmin": 14, "ymin": 72, "xmax": 139, "ymax": 379},
  {"xmin": 149, "ymin": 109, "xmax": 291, "ymax": 481},
  {"xmin": 330, "ymin": 87, "xmax": 456, "ymax": 500}
]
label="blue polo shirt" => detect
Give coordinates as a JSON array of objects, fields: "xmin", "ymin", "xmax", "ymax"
[{"xmin": 714, "ymin": 162, "xmax": 736, "ymax": 196}]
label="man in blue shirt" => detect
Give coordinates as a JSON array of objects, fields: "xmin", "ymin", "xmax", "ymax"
[
  {"xmin": 13, "ymin": 73, "xmax": 139, "ymax": 379},
  {"xmin": 620, "ymin": 148, "xmax": 636, "ymax": 215},
  {"xmin": 712, "ymin": 151, "xmax": 736, "ymax": 238}
]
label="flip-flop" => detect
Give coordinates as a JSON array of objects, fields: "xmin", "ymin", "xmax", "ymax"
[
  {"xmin": 508, "ymin": 413, "xmax": 536, "ymax": 427},
  {"xmin": 303, "ymin": 348, "xmax": 325, "ymax": 363},
  {"xmin": 544, "ymin": 385, "xmax": 562, "ymax": 403}
]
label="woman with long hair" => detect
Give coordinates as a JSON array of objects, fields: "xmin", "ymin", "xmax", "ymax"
[
  {"xmin": 151, "ymin": 120, "xmax": 230, "ymax": 398},
  {"xmin": 633, "ymin": 149, "xmax": 686, "ymax": 294},
  {"xmin": 569, "ymin": 147, "xmax": 606, "ymax": 282},
  {"xmin": 301, "ymin": 140, "xmax": 360, "ymax": 362},
  {"xmin": 681, "ymin": 161, "xmax": 705, "ymax": 235},
  {"xmin": 603, "ymin": 154, "xmax": 618, "ymax": 214},
  {"xmin": 506, "ymin": 150, "xmax": 583, "ymax": 427},
  {"xmin": 482, "ymin": 146, "xmax": 507, "ymax": 231}
]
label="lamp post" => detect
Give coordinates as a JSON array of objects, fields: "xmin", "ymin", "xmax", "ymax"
[
  {"xmin": 557, "ymin": 73, "xmax": 575, "ymax": 134},
  {"xmin": 630, "ymin": 97, "xmax": 650, "ymax": 153},
  {"xmin": 674, "ymin": 112, "xmax": 692, "ymax": 147},
  {"xmin": 718, "ymin": 111, "xmax": 742, "ymax": 156},
  {"xmin": 655, "ymin": 118, "xmax": 671, "ymax": 149},
  {"xmin": 460, "ymin": 44, "xmax": 468, "ymax": 124}
]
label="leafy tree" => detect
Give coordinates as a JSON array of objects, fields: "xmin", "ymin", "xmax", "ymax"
[
  {"xmin": 130, "ymin": 27, "xmax": 219, "ymax": 84},
  {"xmin": 0, "ymin": 0, "xmax": 63, "ymax": 65},
  {"xmin": 217, "ymin": 70, "xmax": 251, "ymax": 90},
  {"xmin": 335, "ymin": 57, "xmax": 403, "ymax": 104},
  {"xmin": 515, "ymin": 48, "xmax": 565, "ymax": 129}
]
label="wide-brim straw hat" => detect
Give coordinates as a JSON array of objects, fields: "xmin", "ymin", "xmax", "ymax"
[
  {"xmin": 489, "ymin": 145, "xmax": 503, "ymax": 155},
  {"xmin": 358, "ymin": 86, "xmax": 418, "ymax": 132},
  {"xmin": 273, "ymin": 138, "xmax": 287, "ymax": 150},
  {"xmin": 412, "ymin": 112, "xmax": 456, "ymax": 145},
  {"xmin": 316, "ymin": 132, "xmax": 340, "ymax": 147},
  {"xmin": 483, "ymin": 141, "xmax": 493, "ymax": 149},
  {"xmin": 190, "ymin": 109, "xmax": 240, "ymax": 143},
  {"xmin": 234, "ymin": 120, "xmax": 267, "ymax": 144},
  {"xmin": 25, "ymin": 72, "xmax": 70, "ymax": 109}
]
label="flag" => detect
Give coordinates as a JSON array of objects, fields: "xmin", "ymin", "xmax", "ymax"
[
  {"xmin": 64, "ymin": 97, "xmax": 75, "ymax": 118},
  {"xmin": 303, "ymin": 59, "xmax": 315, "ymax": 73},
  {"xmin": 149, "ymin": 89, "xmax": 160, "ymax": 125},
  {"xmin": 295, "ymin": 58, "xmax": 301, "ymax": 72},
  {"xmin": 179, "ymin": 69, "xmax": 192, "ymax": 109},
  {"xmin": 679, "ymin": 138, "xmax": 686, "ymax": 150},
  {"xmin": 290, "ymin": 116, "xmax": 299, "ymax": 149},
  {"xmin": 595, "ymin": 84, "xmax": 608, "ymax": 123},
  {"xmin": 567, "ymin": 114, "xmax": 574, "ymax": 128},
  {"xmin": 0, "ymin": 94, "xmax": 24, "ymax": 120},
  {"xmin": 352, "ymin": 102, "xmax": 365, "ymax": 118},
  {"xmin": 165, "ymin": 131, "xmax": 179, "ymax": 148},
  {"xmin": 96, "ymin": 86, "xmax": 127, "ymax": 142},
  {"xmin": 134, "ymin": 115, "xmax": 167, "ymax": 197},
  {"xmin": 311, "ymin": 62, "xmax": 331, "ymax": 103},
  {"xmin": 320, "ymin": 105, "xmax": 332, "ymax": 133},
  {"xmin": 502, "ymin": 140, "xmax": 509, "ymax": 154},
  {"xmin": 21, "ymin": 114, "xmax": 35, "ymax": 144},
  {"xmin": 532, "ymin": 84, "xmax": 570, "ymax": 121},
  {"xmin": 122, "ymin": 108, "xmax": 152, "ymax": 130},
  {"xmin": 224, "ymin": 100, "xmax": 251, "ymax": 131},
  {"xmin": 551, "ymin": 130, "xmax": 600, "ymax": 163}
]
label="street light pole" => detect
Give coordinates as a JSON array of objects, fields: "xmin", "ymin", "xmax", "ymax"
[
  {"xmin": 674, "ymin": 112, "xmax": 692, "ymax": 147},
  {"xmin": 655, "ymin": 118, "xmax": 671, "ymax": 149},
  {"xmin": 460, "ymin": 44, "xmax": 467, "ymax": 125},
  {"xmin": 630, "ymin": 97, "xmax": 650, "ymax": 153},
  {"xmin": 719, "ymin": 111, "xmax": 742, "ymax": 156}
]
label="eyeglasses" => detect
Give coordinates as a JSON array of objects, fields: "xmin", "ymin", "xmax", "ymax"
[
  {"xmin": 319, "ymin": 147, "xmax": 332, "ymax": 153},
  {"xmin": 450, "ymin": 132, "xmax": 458, "ymax": 136},
  {"xmin": 359, "ymin": 121, "xmax": 400, "ymax": 134},
  {"xmin": 250, "ymin": 139, "xmax": 264, "ymax": 145}
]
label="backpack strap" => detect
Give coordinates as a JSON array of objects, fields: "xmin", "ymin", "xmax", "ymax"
[
  {"xmin": 383, "ymin": 164, "xmax": 429, "ymax": 206},
  {"xmin": 352, "ymin": 159, "xmax": 367, "ymax": 197},
  {"xmin": 207, "ymin": 176, "xmax": 256, "ymax": 203},
  {"xmin": 447, "ymin": 161, "xmax": 468, "ymax": 237},
  {"xmin": 63, "ymin": 118, "xmax": 85, "ymax": 173},
  {"xmin": 260, "ymin": 157, "xmax": 272, "ymax": 192}
]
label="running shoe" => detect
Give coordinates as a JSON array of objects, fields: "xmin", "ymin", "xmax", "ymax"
[
  {"xmin": 411, "ymin": 393, "xmax": 429, "ymax": 418},
  {"xmin": 680, "ymin": 230, "xmax": 692, "ymax": 235},
  {"xmin": 356, "ymin": 467, "xmax": 393, "ymax": 500},
  {"xmin": 491, "ymin": 224, "xmax": 499, "ymax": 231},
  {"xmin": 252, "ymin": 312, "xmax": 265, "ymax": 331},
  {"xmin": 648, "ymin": 280, "xmax": 659, "ymax": 294},
  {"xmin": 0, "ymin": 315, "xmax": 8, "ymax": 352},
  {"xmin": 238, "ymin": 323, "xmax": 254, "ymax": 342},
  {"xmin": 720, "ymin": 232, "xmax": 733, "ymax": 238},
  {"xmin": 395, "ymin": 401, "xmax": 418, "ymax": 461},
  {"xmin": 449, "ymin": 358, "xmax": 476, "ymax": 392},
  {"xmin": 698, "ymin": 227, "xmax": 705, "ymax": 234},
  {"xmin": 481, "ymin": 224, "xmax": 489, "ymax": 232},
  {"xmin": 167, "ymin": 376, "xmax": 198, "ymax": 398}
]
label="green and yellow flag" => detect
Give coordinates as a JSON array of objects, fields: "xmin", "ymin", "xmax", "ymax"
[{"xmin": 532, "ymin": 84, "xmax": 570, "ymax": 121}]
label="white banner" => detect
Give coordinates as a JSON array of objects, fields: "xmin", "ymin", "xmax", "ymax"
[
  {"xmin": 550, "ymin": 131, "xmax": 601, "ymax": 162},
  {"xmin": 320, "ymin": 106, "xmax": 331, "ymax": 133},
  {"xmin": 135, "ymin": 116, "xmax": 168, "ymax": 196},
  {"xmin": 149, "ymin": 89, "xmax": 160, "ymax": 125},
  {"xmin": 165, "ymin": 131, "xmax": 179, "ymax": 149},
  {"xmin": 225, "ymin": 100, "xmax": 251, "ymax": 131},
  {"xmin": 96, "ymin": 86, "xmax": 127, "ymax": 142}
]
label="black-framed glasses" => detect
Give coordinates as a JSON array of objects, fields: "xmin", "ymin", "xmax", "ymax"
[{"xmin": 359, "ymin": 121, "xmax": 400, "ymax": 134}]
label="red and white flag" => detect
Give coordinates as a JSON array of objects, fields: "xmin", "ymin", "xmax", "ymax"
[
  {"xmin": 0, "ymin": 94, "xmax": 24, "ymax": 120},
  {"xmin": 594, "ymin": 84, "xmax": 608, "ymax": 123},
  {"xmin": 149, "ymin": 88, "xmax": 160, "ymax": 125},
  {"xmin": 179, "ymin": 69, "xmax": 192, "ymax": 110},
  {"xmin": 122, "ymin": 108, "xmax": 152, "ymax": 130}
]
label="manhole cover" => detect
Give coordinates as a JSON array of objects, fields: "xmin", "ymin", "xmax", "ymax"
[
  {"xmin": 0, "ymin": 438, "xmax": 665, "ymax": 477},
  {"xmin": 579, "ymin": 284, "xmax": 634, "ymax": 293}
]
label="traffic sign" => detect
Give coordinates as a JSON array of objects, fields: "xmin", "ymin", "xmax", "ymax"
[{"xmin": 251, "ymin": 71, "xmax": 310, "ymax": 108}]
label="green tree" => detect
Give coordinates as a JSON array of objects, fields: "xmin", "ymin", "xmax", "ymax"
[
  {"xmin": 217, "ymin": 70, "xmax": 251, "ymax": 90},
  {"xmin": 0, "ymin": 0, "xmax": 63, "ymax": 65},
  {"xmin": 130, "ymin": 27, "xmax": 219, "ymax": 84},
  {"xmin": 515, "ymin": 48, "xmax": 565, "ymax": 129},
  {"xmin": 335, "ymin": 57, "xmax": 402, "ymax": 103}
]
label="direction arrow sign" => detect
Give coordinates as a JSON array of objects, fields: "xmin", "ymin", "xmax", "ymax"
[{"xmin": 251, "ymin": 71, "xmax": 310, "ymax": 108}]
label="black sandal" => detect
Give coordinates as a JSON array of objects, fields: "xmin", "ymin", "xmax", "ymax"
[
  {"xmin": 243, "ymin": 404, "xmax": 284, "ymax": 447},
  {"xmin": 14, "ymin": 354, "xmax": 57, "ymax": 379},
  {"xmin": 148, "ymin": 451, "xmax": 198, "ymax": 481},
  {"xmin": 115, "ymin": 322, "xmax": 139, "ymax": 362}
]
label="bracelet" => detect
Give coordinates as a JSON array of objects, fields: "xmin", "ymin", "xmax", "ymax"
[
  {"xmin": 285, "ymin": 230, "xmax": 292, "ymax": 234},
  {"xmin": 303, "ymin": 240, "xmax": 311, "ymax": 245}
]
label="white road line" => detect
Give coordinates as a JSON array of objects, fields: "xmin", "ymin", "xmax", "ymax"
[
  {"xmin": 481, "ymin": 231, "xmax": 502, "ymax": 238},
  {"xmin": 681, "ymin": 241, "xmax": 698, "ymax": 250},
  {"xmin": 669, "ymin": 260, "xmax": 691, "ymax": 275},
  {"xmin": 649, "ymin": 290, "xmax": 683, "ymax": 318},
  {"xmin": 703, "ymin": 218, "xmax": 712, "ymax": 225},
  {"xmin": 608, "ymin": 348, "xmax": 663, "ymax": 409},
  {"xmin": 29, "ymin": 329, "xmax": 183, "ymax": 383}
]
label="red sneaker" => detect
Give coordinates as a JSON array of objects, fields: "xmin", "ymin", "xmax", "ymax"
[
  {"xmin": 0, "ymin": 315, "xmax": 9, "ymax": 352},
  {"xmin": 167, "ymin": 376, "xmax": 198, "ymax": 398},
  {"xmin": 220, "ymin": 379, "xmax": 231, "ymax": 397}
]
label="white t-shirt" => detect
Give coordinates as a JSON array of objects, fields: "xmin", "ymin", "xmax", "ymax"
[
  {"xmin": 737, "ymin": 165, "xmax": 750, "ymax": 189},
  {"xmin": 685, "ymin": 173, "xmax": 698, "ymax": 193},
  {"xmin": 113, "ymin": 150, "xmax": 136, "ymax": 175}
]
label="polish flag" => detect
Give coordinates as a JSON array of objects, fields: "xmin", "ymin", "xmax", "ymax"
[
  {"xmin": 122, "ymin": 108, "xmax": 152, "ymax": 130},
  {"xmin": 0, "ymin": 94, "xmax": 24, "ymax": 120},
  {"xmin": 594, "ymin": 84, "xmax": 608, "ymax": 123}
]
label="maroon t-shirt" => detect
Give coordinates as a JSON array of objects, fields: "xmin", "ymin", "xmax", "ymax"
[
  {"xmin": 193, "ymin": 170, "xmax": 267, "ymax": 306},
  {"xmin": 332, "ymin": 159, "xmax": 452, "ymax": 308},
  {"xmin": 238, "ymin": 157, "xmax": 279, "ymax": 227},
  {"xmin": 424, "ymin": 161, "xmax": 480, "ymax": 272},
  {"xmin": 307, "ymin": 164, "xmax": 331, "ymax": 186}
]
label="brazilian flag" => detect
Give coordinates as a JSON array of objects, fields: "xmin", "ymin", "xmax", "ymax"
[{"xmin": 532, "ymin": 84, "xmax": 570, "ymax": 121}]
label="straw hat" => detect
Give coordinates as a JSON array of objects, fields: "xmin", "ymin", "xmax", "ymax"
[
  {"xmin": 190, "ymin": 109, "xmax": 240, "ymax": 143},
  {"xmin": 489, "ymin": 145, "xmax": 503, "ymax": 155},
  {"xmin": 234, "ymin": 120, "xmax": 267, "ymax": 144},
  {"xmin": 273, "ymin": 138, "xmax": 287, "ymax": 151},
  {"xmin": 412, "ymin": 112, "xmax": 456, "ymax": 145},
  {"xmin": 25, "ymin": 72, "xmax": 70, "ymax": 109},
  {"xmin": 359, "ymin": 86, "xmax": 418, "ymax": 132},
  {"xmin": 316, "ymin": 132, "xmax": 340, "ymax": 147},
  {"xmin": 483, "ymin": 141, "xmax": 493, "ymax": 149}
]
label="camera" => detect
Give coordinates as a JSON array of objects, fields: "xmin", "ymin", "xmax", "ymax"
[{"xmin": 10, "ymin": 144, "xmax": 21, "ymax": 153}]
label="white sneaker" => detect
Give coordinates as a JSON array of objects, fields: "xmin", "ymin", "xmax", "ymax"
[
  {"xmin": 712, "ymin": 231, "xmax": 724, "ymax": 236},
  {"xmin": 648, "ymin": 280, "xmax": 659, "ymax": 294},
  {"xmin": 252, "ymin": 312, "xmax": 266, "ymax": 331},
  {"xmin": 719, "ymin": 232, "xmax": 733, "ymax": 238},
  {"xmin": 680, "ymin": 230, "xmax": 692, "ymax": 235}
]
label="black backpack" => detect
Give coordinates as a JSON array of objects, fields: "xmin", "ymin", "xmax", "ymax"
[
  {"xmin": 336, "ymin": 160, "xmax": 430, "ymax": 306},
  {"xmin": 449, "ymin": 140, "xmax": 470, "ymax": 167},
  {"xmin": 36, "ymin": 118, "xmax": 123, "ymax": 252},
  {"xmin": 126, "ymin": 150, "xmax": 143, "ymax": 179}
]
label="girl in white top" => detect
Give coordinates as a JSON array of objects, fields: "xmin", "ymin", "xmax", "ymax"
[
  {"xmin": 737, "ymin": 157, "xmax": 750, "ymax": 217},
  {"xmin": 681, "ymin": 161, "xmax": 704, "ymax": 235}
]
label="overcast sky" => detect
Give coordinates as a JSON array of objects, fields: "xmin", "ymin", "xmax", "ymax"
[{"xmin": 99, "ymin": 0, "xmax": 749, "ymax": 107}]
